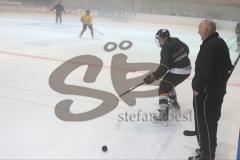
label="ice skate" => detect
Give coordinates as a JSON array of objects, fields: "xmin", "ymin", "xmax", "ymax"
[
  {"xmin": 170, "ymin": 100, "xmax": 180, "ymax": 110},
  {"xmin": 153, "ymin": 107, "xmax": 169, "ymax": 122}
]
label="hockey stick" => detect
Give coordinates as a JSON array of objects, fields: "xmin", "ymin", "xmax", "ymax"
[
  {"xmin": 227, "ymin": 35, "xmax": 236, "ymax": 43},
  {"xmin": 119, "ymin": 82, "xmax": 145, "ymax": 97},
  {"xmin": 93, "ymin": 27, "xmax": 104, "ymax": 35},
  {"xmin": 229, "ymin": 51, "xmax": 240, "ymax": 77},
  {"xmin": 228, "ymin": 40, "xmax": 236, "ymax": 50},
  {"xmin": 183, "ymin": 130, "xmax": 197, "ymax": 136}
]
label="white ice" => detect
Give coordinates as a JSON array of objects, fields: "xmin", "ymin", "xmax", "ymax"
[{"xmin": 0, "ymin": 12, "xmax": 239, "ymax": 159}]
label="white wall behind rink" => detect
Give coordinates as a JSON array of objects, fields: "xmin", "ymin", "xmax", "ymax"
[{"xmin": 133, "ymin": 13, "xmax": 238, "ymax": 31}]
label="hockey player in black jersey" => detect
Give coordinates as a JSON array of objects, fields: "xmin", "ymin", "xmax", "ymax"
[{"xmin": 143, "ymin": 29, "xmax": 191, "ymax": 121}]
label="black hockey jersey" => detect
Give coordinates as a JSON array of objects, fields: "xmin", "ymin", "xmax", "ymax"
[{"xmin": 153, "ymin": 37, "xmax": 191, "ymax": 79}]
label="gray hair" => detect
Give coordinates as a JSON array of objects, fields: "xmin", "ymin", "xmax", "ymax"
[{"xmin": 201, "ymin": 18, "xmax": 216, "ymax": 33}]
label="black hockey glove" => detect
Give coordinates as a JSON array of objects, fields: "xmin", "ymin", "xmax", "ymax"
[{"xmin": 144, "ymin": 73, "xmax": 156, "ymax": 84}]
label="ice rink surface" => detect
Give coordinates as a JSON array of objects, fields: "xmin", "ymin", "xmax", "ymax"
[{"xmin": 0, "ymin": 12, "xmax": 239, "ymax": 159}]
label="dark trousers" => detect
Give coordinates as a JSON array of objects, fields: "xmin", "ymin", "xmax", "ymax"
[
  {"xmin": 159, "ymin": 72, "xmax": 190, "ymax": 95},
  {"xmin": 56, "ymin": 13, "xmax": 62, "ymax": 24},
  {"xmin": 193, "ymin": 92, "xmax": 223, "ymax": 160},
  {"xmin": 80, "ymin": 24, "xmax": 94, "ymax": 38}
]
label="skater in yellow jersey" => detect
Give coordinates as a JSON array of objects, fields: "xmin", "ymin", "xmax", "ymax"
[{"xmin": 79, "ymin": 10, "xmax": 94, "ymax": 39}]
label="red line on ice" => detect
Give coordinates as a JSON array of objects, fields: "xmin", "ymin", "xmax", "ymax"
[{"xmin": 0, "ymin": 50, "xmax": 239, "ymax": 88}]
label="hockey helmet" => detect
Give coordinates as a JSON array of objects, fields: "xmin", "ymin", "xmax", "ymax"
[
  {"xmin": 155, "ymin": 29, "xmax": 170, "ymax": 47},
  {"xmin": 155, "ymin": 29, "xmax": 170, "ymax": 39}
]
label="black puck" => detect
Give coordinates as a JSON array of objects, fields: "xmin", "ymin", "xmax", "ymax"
[{"xmin": 102, "ymin": 145, "xmax": 108, "ymax": 152}]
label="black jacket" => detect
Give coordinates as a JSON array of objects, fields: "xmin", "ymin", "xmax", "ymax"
[
  {"xmin": 153, "ymin": 37, "xmax": 191, "ymax": 78},
  {"xmin": 192, "ymin": 32, "xmax": 233, "ymax": 96},
  {"xmin": 52, "ymin": 4, "xmax": 65, "ymax": 14}
]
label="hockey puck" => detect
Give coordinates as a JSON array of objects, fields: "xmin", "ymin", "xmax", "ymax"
[
  {"xmin": 183, "ymin": 130, "xmax": 197, "ymax": 136},
  {"xmin": 102, "ymin": 145, "xmax": 108, "ymax": 152}
]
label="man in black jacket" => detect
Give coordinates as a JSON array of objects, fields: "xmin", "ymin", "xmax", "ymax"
[
  {"xmin": 51, "ymin": 1, "xmax": 65, "ymax": 24},
  {"xmin": 144, "ymin": 29, "xmax": 191, "ymax": 121},
  {"xmin": 188, "ymin": 19, "xmax": 233, "ymax": 160}
]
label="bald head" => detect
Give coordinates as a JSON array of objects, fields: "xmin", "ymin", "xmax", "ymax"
[{"xmin": 198, "ymin": 19, "xmax": 216, "ymax": 41}]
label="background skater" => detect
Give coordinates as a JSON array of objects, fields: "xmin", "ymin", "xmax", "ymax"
[
  {"xmin": 79, "ymin": 10, "xmax": 94, "ymax": 39},
  {"xmin": 50, "ymin": 1, "xmax": 65, "ymax": 24}
]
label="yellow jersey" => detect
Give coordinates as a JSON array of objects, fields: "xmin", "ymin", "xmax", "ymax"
[{"xmin": 81, "ymin": 15, "xmax": 92, "ymax": 25}]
